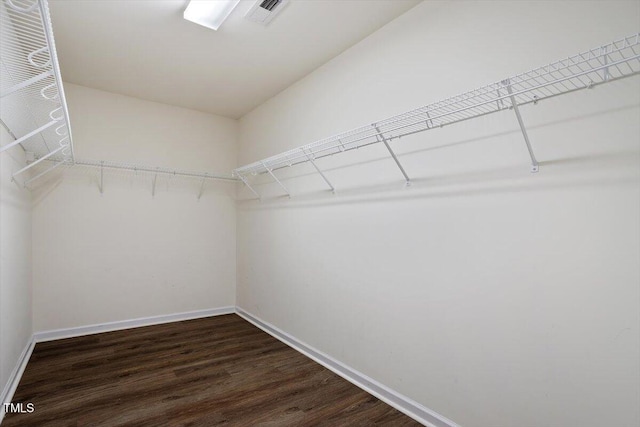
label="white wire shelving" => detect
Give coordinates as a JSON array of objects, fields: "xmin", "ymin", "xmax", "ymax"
[
  {"xmin": 73, "ymin": 159, "xmax": 238, "ymax": 199},
  {"xmin": 233, "ymin": 33, "xmax": 640, "ymax": 199},
  {"xmin": 0, "ymin": 0, "xmax": 237, "ymax": 194},
  {"xmin": 0, "ymin": 0, "xmax": 73, "ymax": 184}
]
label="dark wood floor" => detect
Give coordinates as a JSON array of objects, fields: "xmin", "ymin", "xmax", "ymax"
[{"xmin": 4, "ymin": 314, "xmax": 420, "ymax": 426}]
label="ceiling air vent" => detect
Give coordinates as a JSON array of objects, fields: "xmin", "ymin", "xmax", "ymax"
[
  {"xmin": 260, "ymin": 0, "xmax": 281, "ymax": 12},
  {"xmin": 245, "ymin": 0, "xmax": 289, "ymax": 25}
]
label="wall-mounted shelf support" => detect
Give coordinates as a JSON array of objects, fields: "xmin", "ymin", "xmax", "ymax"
[
  {"xmin": 197, "ymin": 174, "xmax": 207, "ymax": 200},
  {"xmin": 425, "ymin": 111, "xmax": 434, "ymax": 129},
  {"xmin": 152, "ymin": 168, "xmax": 158, "ymax": 198},
  {"xmin": 237, "ymin": 173, "xmax": 261, "ymax": 200},
  {"xmin": 262, "ymin": 161, "xmax": 290, "ymax": 197},
  {"xmin": 503, "ymin": 80, "xmax": 539, "ymax": 173},
  {"xmin": 602, "ymin": 45, "xmax": 610, "ymax": 81},
  {"xmin": 375, "ymin": 125, "xmax": 411, "ymax": 185},
  {"xmin": 99, "ymin": 161, "xmax": 104, "ymax": 194},
  {"xmin": 302, "ymin": 148, "xmax": 335, "ymax": 193}
]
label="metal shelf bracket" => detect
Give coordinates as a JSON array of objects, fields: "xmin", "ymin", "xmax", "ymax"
[
  {"xmin": 602, "ymin": 45, "xmax": 611, "ymax": 81},
  {"xmin": 236, "ymin": 173, "xmax": 261, "ymax": 200},
  {"xmin": 152, "ymin": 168, "xmax": 158, "ymax": 198},
  {"xmin": 503, "ymin": 80, "xmax": 539, "ymax": 173},
  {"xmin": 375, "ymin": 126, "xmax": 411, "ymax": 185},
  {"xmin": 197, "ymin": 174, "xmax": 207, "ymax": 200},
  {"xmin": 302, "ymin": 148, "xmax": 335, "ymax": 193},
  {"xmin": 99, "ymin": 161, "xmax": 104, "ymax": 194},
  {"xmin": 262, "ymin": 161, "xmax": 290, "ymax": 197}
]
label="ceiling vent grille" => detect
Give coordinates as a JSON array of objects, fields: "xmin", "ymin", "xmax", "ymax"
[
  {"xmin": 245, "ymin": 0, "xmax": 288, "ymax": 25},
  {"xmin": 260, "ymin": 0, "xmax": 281, "ymax": 12}
]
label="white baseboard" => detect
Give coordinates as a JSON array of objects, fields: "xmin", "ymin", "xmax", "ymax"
[
  {"xmin": 33, "ymin": 306, "xmax": 235, "ymax": 343},
  {"xmin": 2, "ymin": 307, "xmax": 233, "ymax": 423},
  {"xmin": 3, "ymin": 306, "xmax": 458, "ymax": 427},
  {"xmin": 0, "ymin": 336, "xmax": 36, "ymax": 424},
  {"xmin": 235, "ymin": 307, "xmax": 459, "ymax": 427}
]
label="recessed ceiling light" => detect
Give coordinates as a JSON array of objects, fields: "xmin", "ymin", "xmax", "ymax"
[{"xmin": 183, "ymin": 0, "xmax": 241, "ymax": 31}]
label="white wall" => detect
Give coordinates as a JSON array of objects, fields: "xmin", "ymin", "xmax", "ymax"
[
  {"xmin": 0, "ymin": 126, "xmax": 32, "ymax": 401},
  {"xmin": 237, "ymin": 2, "xmax": 640, "ymax": 426},
  {"xmin": 31, "ymin": 84, "xmax": 237, "ymax": 332}
]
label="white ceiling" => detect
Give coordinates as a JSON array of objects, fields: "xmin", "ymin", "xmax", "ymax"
[{"xmin": 49, "ymin": 0, "xmax": 421, "ymax": 119}]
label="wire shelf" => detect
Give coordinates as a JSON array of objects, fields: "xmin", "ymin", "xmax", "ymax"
[
  {"xmin": 25, "ymin": 158, "xmax": 237, "ymax": 197},
  {"xmin": 0, "ymin": 0, "xmax": 74, "ymax": 178},
  {"xmin": 234, "ymin": 33, "xmax": 640, "ymax": 190},
  {"xmin": 75, "ymin": 159, "xmax": 237, "ymax": 182},
  {"xmin": 69, "ymin": 159, "xmax": 237, "ymax": 198}
]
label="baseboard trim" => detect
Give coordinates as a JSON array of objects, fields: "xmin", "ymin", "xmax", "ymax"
[
  {"xmin": 2, "ymin": 307, "xmax": 234, "ymax": 422},
  {"xmin": 235, "ymin": 307, "xmax": 459, "ymax": 427},
  {"xmin": 33, "ymin": 306, "xmax": 235, "ymax": 343},
  {"xmin": 0, "ymin": 336, "xmax": 36, "ymax": 424},
  {"xmin": 4, "ymin": 306, "xmax": 458, "ymax": 427}
]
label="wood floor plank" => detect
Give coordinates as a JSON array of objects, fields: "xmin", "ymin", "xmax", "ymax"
[{"xmin": 3, "ymin": 314, "xmax": 421, "ymax": 426}]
